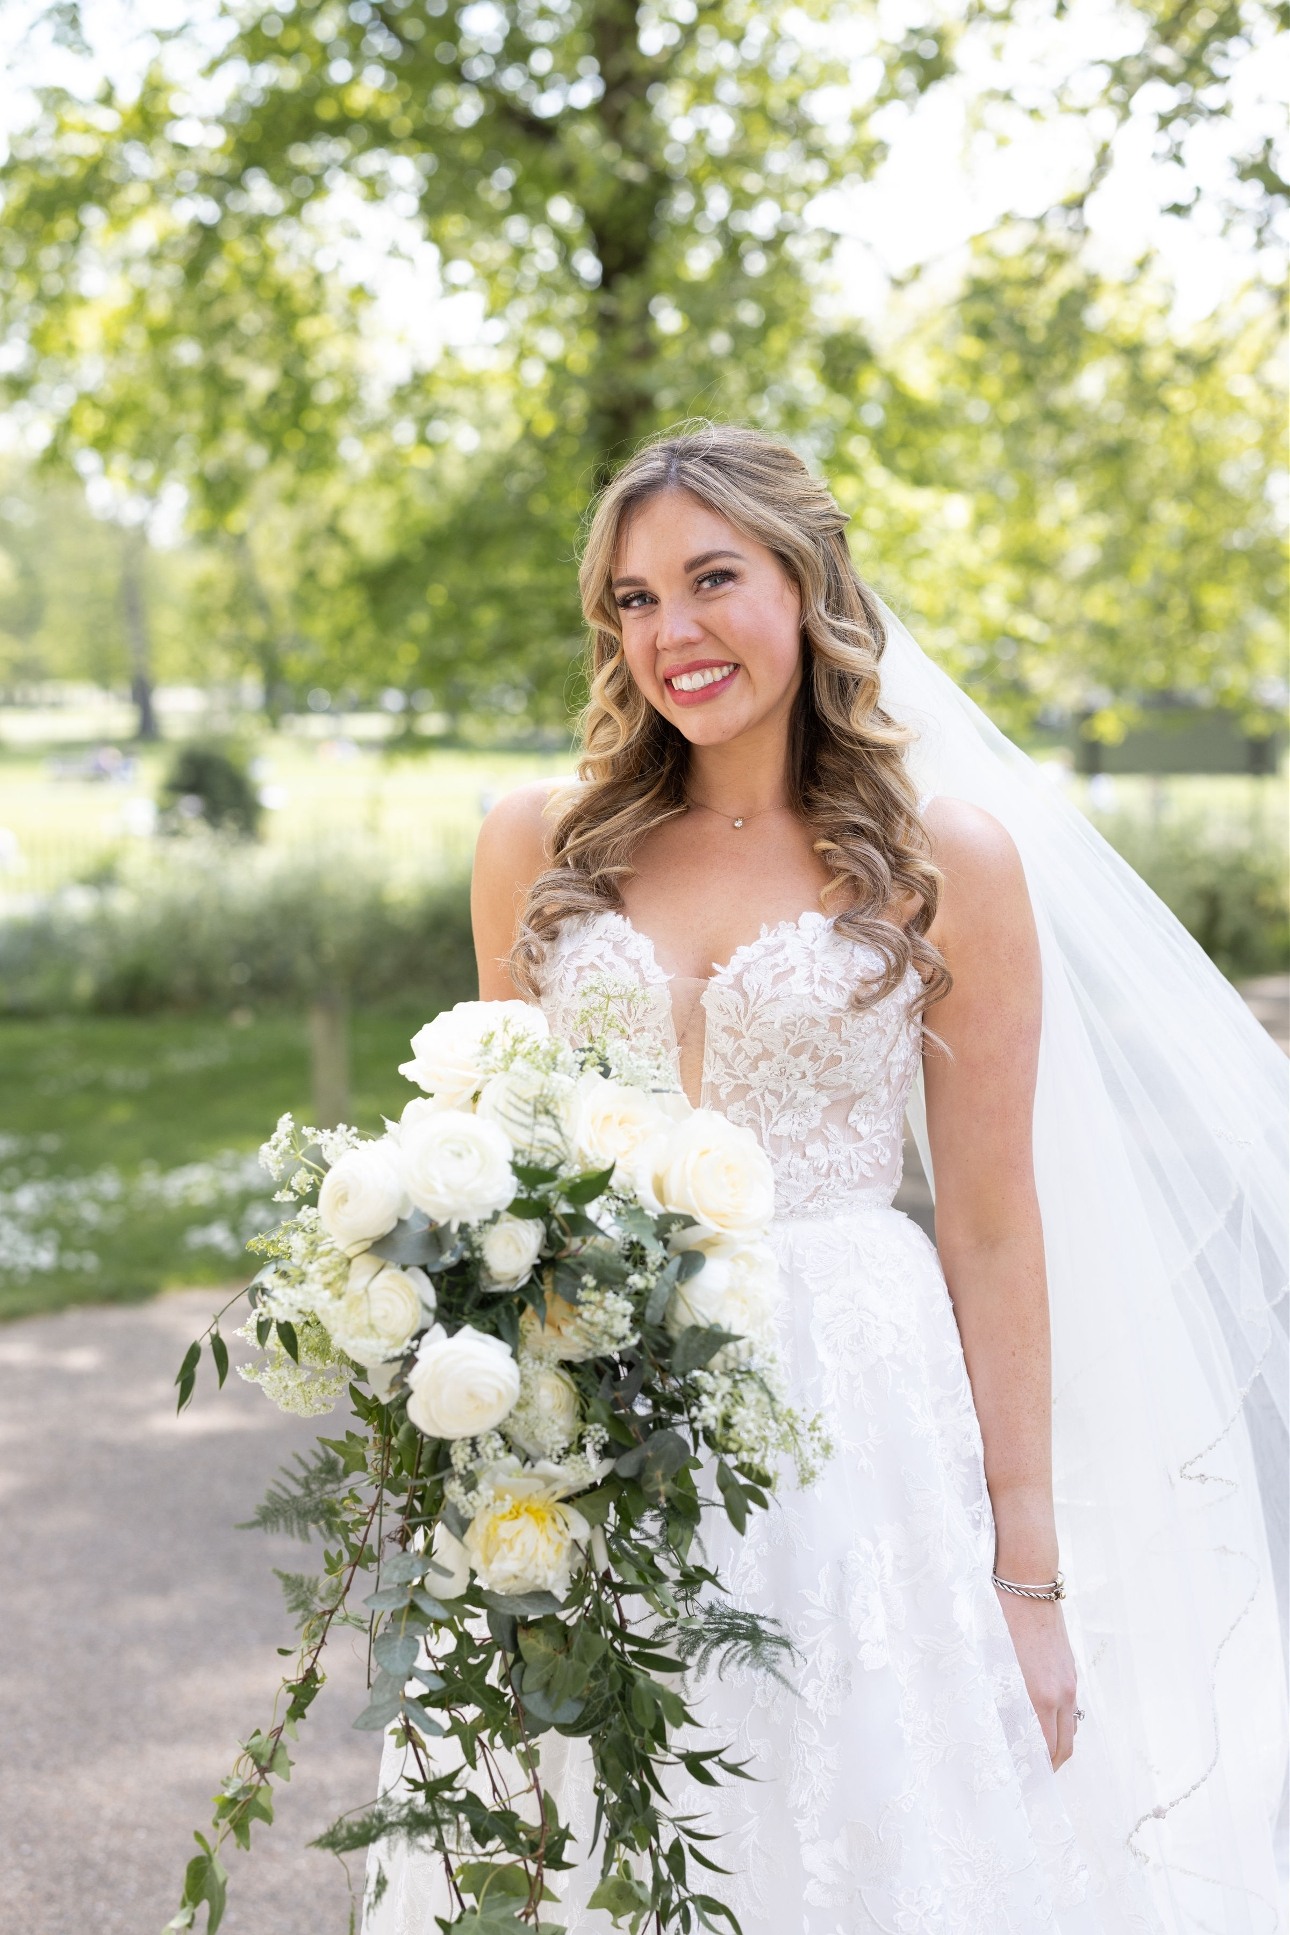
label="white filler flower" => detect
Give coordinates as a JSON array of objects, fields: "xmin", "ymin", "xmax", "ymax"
[
  {"xmin": 405, "ymin": 1323, "xmax": 522, "ymax": 1438},
  {"xmin": 637, "ymin": 1109, "xmax": 775, "ymax": 1235},
  {"xmin": 399, "ymin": 1111, "xmax": 516, "ymax": 1226},
  {"xmin": 399, "ymin": 1000, "xmax": 549, "ymax": 1106},
  {"xmin": 328, "ymin": 1252, "xmax": 431, "ymax": 1367},
  {"xmin": 480, "ymin": 1213, "xmax": 544, "ymax": 1291},
  {"xmin": 463, "ymin": 1457, "xmax": 591, "ymax": 1600},
  {"xmin": 505, "ymin": 1358, "xmax": 582, "ymax": 1459},
  {"xmin": 317, "ymin": 1140, "xmax": 410, "ymax": 1253}
]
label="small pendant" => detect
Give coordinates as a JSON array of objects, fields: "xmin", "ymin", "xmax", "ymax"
[{"xmin": 732, "ymin": 817, "xmax": 744, "ymax": 829}]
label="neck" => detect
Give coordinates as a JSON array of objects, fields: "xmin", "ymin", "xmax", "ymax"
[{"xmin": 686, "ymin": 730, "xmax": 793, "ymax": 817}]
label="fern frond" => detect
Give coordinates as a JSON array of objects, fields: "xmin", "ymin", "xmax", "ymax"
[
  {"xmin": 239, "ymin": 1447, "xmax": 351, "ymax": 1540},
  {"xmin": 669, "ymin": 1602, "xmax": 799, "ymax": 1689}
]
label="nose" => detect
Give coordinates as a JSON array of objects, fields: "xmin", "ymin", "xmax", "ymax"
[{"xmin": 655, "ymin": 594, "xmax": 707, "ymax": 652}]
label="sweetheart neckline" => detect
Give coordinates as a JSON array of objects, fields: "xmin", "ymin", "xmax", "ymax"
[{"xmin": 592, "ymin": 905, "xmax": 838, "ymax": 987}]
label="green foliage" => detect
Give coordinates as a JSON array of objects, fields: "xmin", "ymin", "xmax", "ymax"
[
  {"xmin": 1089, "ymin": 810, "xmax": 1290, "ymax": 979},
  {"xmin": 239, "ymin": 1447, "xmax": 354, "ymax": 1541},
  {"xmin": 159, "ymin": 740, "xmax": 262, "ymax": 839},
  {"xmin": 0, "ymin": 847, "xmax": 476, "ymax": 1015}
]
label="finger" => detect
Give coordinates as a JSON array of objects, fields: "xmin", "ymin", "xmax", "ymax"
[
  {"xmin": 1053, "ymin": 1701, "xmax": 1076, "ymax": 1770},
  {"xmin": 1040, "ymin": 1704, "xmax": 1060, "ymax": 1768}
]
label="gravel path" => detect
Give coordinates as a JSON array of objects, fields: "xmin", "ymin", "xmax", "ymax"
[{"xmin": 0, "ymin": 1289, "xmax": 381, "ymax": 1935}]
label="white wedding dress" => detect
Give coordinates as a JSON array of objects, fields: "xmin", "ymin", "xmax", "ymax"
[{"xmin": 367, "ymin": 606, "xmax": 1287, "ymax": 1935}]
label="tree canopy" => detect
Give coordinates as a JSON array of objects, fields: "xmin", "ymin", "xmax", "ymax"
[{"xmin": 0, "ymin": 0, "xmax": 1284, "ymax": 731}]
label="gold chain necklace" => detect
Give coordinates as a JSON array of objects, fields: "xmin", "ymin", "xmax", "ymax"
[{"xmin": 684, "ymin": 796, "xmax": 790, "ymax": 831}]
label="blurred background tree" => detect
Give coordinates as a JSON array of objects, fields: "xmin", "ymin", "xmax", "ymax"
[{"xmin": 0, "ymin": 0, "xmax": 1284, "ymax": 732}]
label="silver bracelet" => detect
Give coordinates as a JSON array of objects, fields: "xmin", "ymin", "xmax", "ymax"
[{"xmin": 991, "ymin": 1569, "xmax": 1065, "ymax": 1602}]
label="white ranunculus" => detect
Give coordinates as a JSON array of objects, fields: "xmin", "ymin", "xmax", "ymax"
[
  {"xmin": 423, "ymin": 1520, "xmax": 471, "ymax": 1599},
  {"xmin": 480, "ymin": 1213, "xmax": 544, "ymax": 1291},
  {"xmin": 398, "ymin": 1000, "xmax": 548, "ymax": 1106},
  {"xmin": 664, "ymin": 1232, "xmax": 779, "ymax": 1348},
  {"xmin": 399, "ymin": 1110, "xmax": 516, "ymax": 1226},
  {"xmin": 572, "ymin": 1072, "xmax": 674, "ymax": 1173},
  {"xmin": 476, "ymin": 1065, "xmax": 577, "ymax": 1166},
  {"xmin": 328, "ymin": 1252, "xmax": 431, "ymax": 1366},
  {"xmin": 463, "ymin": 1457, "xmax": 590, "ymax": 1600},
  {"xmin": 317, "ymin": 1140, "xmax": 410, "ymax": 1254},
  {"xmin": 405, "ymin": 1323, "xmax": 521, "ymax": 1439},
  {"xmin": 392, "ymin": 1095, "xmax": 441, "ymax": 1139},
  {"xmin": 504, "ymin": 1358, "xmax": 581, "ymax": 1459},
  {"xmin": 642, "ymin": 1109, "xmax": 775, "ymax": 1235}
]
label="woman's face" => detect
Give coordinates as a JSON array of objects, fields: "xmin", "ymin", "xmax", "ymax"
[{"xmin": 610, "ymin": 489, "xmax": 804, "ymax": 747}]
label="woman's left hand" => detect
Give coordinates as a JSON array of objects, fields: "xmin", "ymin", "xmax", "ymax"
[{"xmin": 994, "ymin": 1588, "xmax": 1080, "ymax": 1770}]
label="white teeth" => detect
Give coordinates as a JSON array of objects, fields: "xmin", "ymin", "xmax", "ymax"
[{"xmin": 668, "ymin": 664, "xmax": 735, "ymax": 693}]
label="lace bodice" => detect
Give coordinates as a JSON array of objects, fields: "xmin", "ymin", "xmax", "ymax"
[{"xmin": 538, "ymin": 908, "xmax": 924, "ymax": 1218}]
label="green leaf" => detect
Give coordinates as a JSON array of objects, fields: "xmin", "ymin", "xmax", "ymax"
[
  {"xmin": 373, "ymin": 1629, "xmax": 420, "ymax": 1677},
  {"xmin": 411, "ymin": 1587, "xmax": 455, "ymax": 1621},
  {"xmin": 255, "ymin": 1314, "xmax": 273, "ymax": 1348},
  {"xmin": 174, "ymin": 1340, "xmax": 201, "ymax": 1387},
  {"xmin": 716, "ymin": 1460, "xmax": 749, "ymax": 1535},
  {"xmin": 210, "ymin": 1331, "xmax": 229, "ymax": 1388},
  {"xmin": 504, "ymin": 1197, "xmax": 548, "ymax": 1221},
  {"xmin": 671, "ymin": 1324, "xmax": 741, "ymax": 1376},
  {"xmin": 561, "ymin": 1164, "xmax": 616, "ymax": 1205},
  {"xmin": 571, "ymin": 1485, "xmax": 613, "ymax": 1527},
  {"xmin": 353, "ymin": 1676, "xmax": 405, "ymax": 1731},
  {"xmin": 478, "ymin": 1588, "xmax": 564, "ymax": 1618},
  {"xmin": 275, "ymin": 1319, "xmax": 300, "ymax": 1363},
  {"xmin": 587, "ymin": 1873, "xmax": 653, "ymax": 1917},
  {"xmin": 454, "ymin": 1860, "xmax": 533, "ymax": 1900},
  {"xmin": 518, "ymin": 1683, "xmax": 585, "ymax": 1728},
  {"xmin": 175, "ymin": 1373, "xmax": 196, "ymax": 1415},
  {"xmin": 371, "ymin": 1213, "xmax": 464, "ymax": 1270},
  {"xmin": 486, "ymin": 1609, "xmax": 518, "ymax": 1654},
  {"xmin": 400, "ymin": 1695, "xmax": 444, "ymax": 1738},
  {"xmin": 512, "ymin": 1162, "xmax": 559, "ymax": 1188}
]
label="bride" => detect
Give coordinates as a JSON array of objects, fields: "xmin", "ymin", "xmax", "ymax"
[{"xmin": 366, "ymin": 426, "xmax": 1287, "ymax": 1933}]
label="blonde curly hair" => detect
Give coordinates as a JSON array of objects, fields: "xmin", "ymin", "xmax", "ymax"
[{"xmin": 510, "ymin": 424, "xmax": 949, "ymax": 1017}]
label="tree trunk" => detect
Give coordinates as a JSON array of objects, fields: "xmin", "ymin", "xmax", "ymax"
[
  {"xmin": 119, "ymin": 526, "xmax": 159, "ymax": 741},
  {"xmin": 308, "ymin": 991, "xmax": 351, "ymax": 1129}
]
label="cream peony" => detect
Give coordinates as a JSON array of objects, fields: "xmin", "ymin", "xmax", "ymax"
[
  {"xmin": 317, "ymin": 1140, "xmax": 410, "ymax": 1254},
  {"xmin": 399, "ymin": 1110, "xmax": 516, "ymax": 1226},
  {"xmin": 476, "ymin": 1064, "xmax": 577, "ymax": 1166},
  {"xmin": 463, "ymin": 1457, "xmax": 590, "ymax": 1600},
  {"xmin": 328, "ymin": 1252, "xmax": 431, "ymax": 1367},
  {"xmin": 480, "ymin": 1213, "xmax": 544, "ymax": 1291},
  {"xmin": 664, "ymin": 1232, "xmax": 779, "ymax": 1349},
  {"xmin": 405, "ymin": 1323, "xmax": 521, "ymax": 1438},
  {"xmin": 504, "ymin": 1358, "xmax": 582, "ymax": 1459},
  {"xmin": 398, "ymin": 1001, "xmax": 548, "ymax": 1106},
  {"xmin": 422, "ymin": 1520, "xmax": 471, "ymax": 1599},
  {"xmin": 638, "ymin": 1109, "xmax": 775, "ymax": 1234},
  {"xmin": 572, "ymin": 1072, "xmax": 679, "ymax": 1173}
]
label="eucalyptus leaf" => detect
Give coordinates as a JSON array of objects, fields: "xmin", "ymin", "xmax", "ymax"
[
  {"xmin": 478, "ymin": 1588, "xmax": 564, "ymax": 1618},
  {"xmin": 671, "ymin": 1324, "xmax": 742, "ymax": 1377},
  {"xmin": 373, "ymin": 1630, "xmax": 420, "ymax": 1677}
]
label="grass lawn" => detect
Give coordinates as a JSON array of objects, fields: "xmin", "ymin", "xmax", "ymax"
[{"xmin": 0, "ymin": 1005, "xmax": 435, "ymax": 1322}]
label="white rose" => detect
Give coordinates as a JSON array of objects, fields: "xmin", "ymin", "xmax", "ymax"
[
  {"xmin": 423, "ymin": 1520, "xmax": 471, "ymax": 1599},
  {"xmin": 664, "ymin": 1232, "xmax": 779, "ymax": 1348},
  {"xmin": 405, "ymin": 1323, "xmax": 521, "ymax": 1439},
  {"xmin": 476, "ymin": 1065, "xmax": 577, "ymax": 1166},
  {"xmin": 328, "ymin": 1252, "xmax": 432, "ymax": 1366},
  {"xmin": 398, "ymin": 1000, "xmax": 548, "ymax": 1105},
  {"xmin": 317, "ymin": 1140, "xmax": 410, "ymax": 1254},
  {"xmin": 573, "ymin": 1072, "xmax": 673, "ymax": 1172},
  {"xmin": 481, "ymin": 1213, "xmax": 545, "ymax": 1291},
  {"xmin": 505, "ymin": 1358, "xmax": 582, "ymax": 1459},
  {"xmin": 399, "ymin": 1110, "xmax": 516, "ymax": 1226},
  {"xmin": 643, "ymin": 1110, "xmax": 775, "ymax": 1235},
  {"xmin": 463, "ymin": 1457, "xmax": 590, "ymax": 1600}
]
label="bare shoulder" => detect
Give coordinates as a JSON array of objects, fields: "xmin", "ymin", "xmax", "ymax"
[
  {"xmin": 921, "ymin": 796, "xmax": 1033, "ymax": 950},
  {"xmin": 474, "ymin": 777, "xmax": 574, "ymax": 889}
]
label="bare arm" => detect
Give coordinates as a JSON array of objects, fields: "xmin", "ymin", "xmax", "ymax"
[
  {"xmin": 922, "ymin": 796, "xmax": 1078, "ymax": 1769},
  {"xmin": 470, "ymin": 779, "xmax": 562, "ymax": 1000}
]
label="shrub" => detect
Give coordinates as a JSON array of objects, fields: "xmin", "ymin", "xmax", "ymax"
[
  {"xmin": 1091, "ymin": 812, "xmax": 1288, "ymax": 981},
  {"xmin": 159, "ymin": 740, "xmax": 262, "ymax": 839},
  {"xmin": 0, "ymin": 842, "xmax": 477, "ymax": 1016}
]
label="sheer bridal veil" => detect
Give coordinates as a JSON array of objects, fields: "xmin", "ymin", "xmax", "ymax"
[{"xmin": 882, "ymin": 599, "xmax": 1288, "ymax": 1933}]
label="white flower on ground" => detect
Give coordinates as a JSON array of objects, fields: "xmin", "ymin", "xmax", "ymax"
[
  {"xmin": 664, "ymin": 1230, "xmax": 779, "ymax": 1350},
  {"xmin": 405, "ymin": 1323, "xmax": 522, "ymax": 1439},
  {"xmin": 480, "ymin": 1213, "xmax": 544, "ymax": 1291},
  {"xmin": 572, "ymin": 1071, "xmax": 678, "ymax": 1172},
  {"xmin": 504, "ymin": 1357, "xmax": 582, "ymax": 1459},
  {"xmin": 462, "ymin": 1456, "xmax": 591, "ymax": 1600},
  {"xmin": 399, "ymin": 1111, "xmax": 516, "ymax": 1226},
  {"xmin": 476, "ymin": 1064, "xmax": 577, "ymax": 1166},
  {"xmin": 327, "ymin": 1252, "xmax": 432, "ymax": 1367},
  {"xmin": 317, "ymin": 1140, "xmax": 410, "ymax": 1254},
  {"xmin": 636, "ymin": 1109, "xmax": 775, "ymax": 1235},
  {"xmin": 399, "ymin": 1001, "xmax": 549, "ymax": 1106},
  {"xmin": 423, "ymin": 1520, "xmax": 471, "ymax": 1598}
]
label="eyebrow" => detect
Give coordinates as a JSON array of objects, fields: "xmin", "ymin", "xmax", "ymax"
[{"xmin": 611, "ymin": 548, "xmax": 747, "ymax": 590}]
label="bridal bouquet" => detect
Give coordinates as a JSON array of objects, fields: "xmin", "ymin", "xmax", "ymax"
[{"xmin": 166, "ymin": 988, "xmax": 828, "ymax": 1935}]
